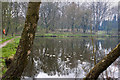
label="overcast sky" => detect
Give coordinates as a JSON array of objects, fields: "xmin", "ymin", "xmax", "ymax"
[
  {"xmin": 0, "ymin": 0, "xmax": 120, "ymax": 7},
  {"xmin": 42, "ymin": 0, "xmax": 120, "ymax": 3},
  {"xmin": 1, "ymin": 0, "xmax": 120, "ymax": 2}
]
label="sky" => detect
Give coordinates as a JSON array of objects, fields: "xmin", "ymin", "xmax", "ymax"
[
  {"xmin": 0, "ymin": 0, "xmax": 120, "ymax": 2},
  {"xmin": 0, "ymin": 0, "xmax": 119, "ymax": 7}
]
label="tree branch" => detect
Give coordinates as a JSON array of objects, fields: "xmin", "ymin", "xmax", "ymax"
[{"xmin": 84, "ymin": 43, "xmax": 120, "ymax": 79}]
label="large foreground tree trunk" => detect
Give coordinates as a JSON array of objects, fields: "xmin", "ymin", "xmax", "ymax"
[
  {"xmin": 84, "ymin": 43, "xmax": 120, "ymax": 80},
  {"xmin": 2, "ymin": 2, "xmax": 41, "ymax": 80}
]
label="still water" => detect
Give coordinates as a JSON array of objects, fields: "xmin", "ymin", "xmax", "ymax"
[{"xmin": 22, "ymin": 37, "xmax": 120, "ymax": 78}]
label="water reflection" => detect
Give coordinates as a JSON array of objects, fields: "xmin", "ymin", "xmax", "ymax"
[{"xmin": 22, "ymin": 37, "xmax": 119, "ymax": 78}]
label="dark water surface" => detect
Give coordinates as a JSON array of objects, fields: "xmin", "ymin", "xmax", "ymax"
[{"xmin": 22, "ymin": 37, "xmax": 120, "ymax": 78}]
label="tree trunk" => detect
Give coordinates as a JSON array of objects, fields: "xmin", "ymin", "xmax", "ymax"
[
  {"xmin": 84, "ymin": 43, "xmax": 120, "ymax": 80},
  {"xmin": 2, "ymin": 2, "xmax": 41, "ymax": 80},
  {"xmin": 5, "ymin": 26, "xmax": 9, "ymax": 36}
]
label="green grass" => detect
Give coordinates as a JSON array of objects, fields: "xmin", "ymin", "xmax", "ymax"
[
  {"xmin": 0, "ymin": 36, "xmax": 15, "ymax": 44},
  {"xmin": 36, "ymin": 32, "xmax": 115, "ymax": 37},
  {"xmin": 2, "ymin": 37, "xmax": 20, "ymax": 57},
  {"xmin": 37, "ymin": 33, "xmax": 90, "ymax": 37},
  {"xmin": 0, "ymin": 37, "xmax": 20, "ymax": 75}
]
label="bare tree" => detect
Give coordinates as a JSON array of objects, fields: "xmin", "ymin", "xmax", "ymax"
[
  {"xmin": 39, "ymin": 2, "xmax": 59, "ymax": 33},
  {"xmin": 90, "ymin": 1, "xmax": 112, "ymax": 32},
  {"xmin": 2, "ymin": 2, "xmax": 41, "ymax": 79}
]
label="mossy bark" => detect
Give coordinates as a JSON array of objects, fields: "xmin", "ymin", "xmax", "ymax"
[
  {"xmin": 2, "ymin": 2, "xmax": 41, "ymax": 80},
  {"xmin": 84, "ymin": 43, "xmax": 120, "ymax": 80}
]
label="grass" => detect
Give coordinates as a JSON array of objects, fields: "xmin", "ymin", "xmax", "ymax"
[
  {"xmin": 36, "ymin": 32, "xmax": 115, "ymax": 37},
  {"xmin": 37, "ymin": 33, "xmax": 90, "ymax": 37},
  {"xmin": 0, "ymin": 36, "xmax": 15, "ymax": 44},
  {"xmin": 0, "ymin": 37, "xmax": 20, "ymax": 75},
  {"xmin": 2, "ymin": 37, "xmax": 20, "ymax": 57}
]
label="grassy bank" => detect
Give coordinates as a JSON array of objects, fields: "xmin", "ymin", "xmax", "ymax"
[
  {"xmin": 2, "ymin": 37, "xmax": 20, "ymax": 57},
  {"xmin": 0, "ymin": 36, "xmax": 15, "ymax": 44},
  {"xmin": 0, "ymin": 37, "xmax": 20, "ymax": 75},
  {"xmin": 36, "ymin": 33, "xmax": 117, "ymax": 37}
]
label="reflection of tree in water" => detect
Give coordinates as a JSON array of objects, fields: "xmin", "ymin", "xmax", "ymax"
[
  {"xmin": 22, "ymin": 37, "xmax": 118, "ymax": 78},
  {"xmin": 89, "ymin": 37, "xmax": 119, "ymax": 78},
  {"xmin": 99, "ymin": 37, "xmax": 118, "ymax": 49}
]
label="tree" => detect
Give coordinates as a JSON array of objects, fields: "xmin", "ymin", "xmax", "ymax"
[
  {"xmin": 2, "ymin": 2, "xmax": 28, "ymax": 36},
  {"xmin": 90, "ymin": 1, "xmax": 112, "ymax": 32},
  {"xmin": 84, "ymin": 43, "xmax": 120, "ymax": 79},
  {"xmin": 2, "ymin": 2, "xmax": 41, "ymax": 80},
  {"xmin": 64, "ymin": 2, "xmax": 77, "ymax": 32},
  {"xmin": 119, "ymin": 2, "xmax": 120, "ymax": 36},
  {"xmin": 2, "ymin": 2, "xmax": 12, "ymax": 36},
  {"xmin": 80, "ymin": 9, "xmax": 92, "ymax": 33},
  {"xmin": 0, "ymin": 2, "xmax": 2, "ymax": 34},
  {"xmin": 11, "ymin": 2, "xmax": 27, "ymax": 35},
  {"xmin": 39, "ymin": 2, "xmax": 59, "ymax": 33}
]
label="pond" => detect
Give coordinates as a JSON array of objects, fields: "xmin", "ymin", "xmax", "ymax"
[{"xmin": 22, "ymin": 37, "xmax": 120, "ymax": 79}]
